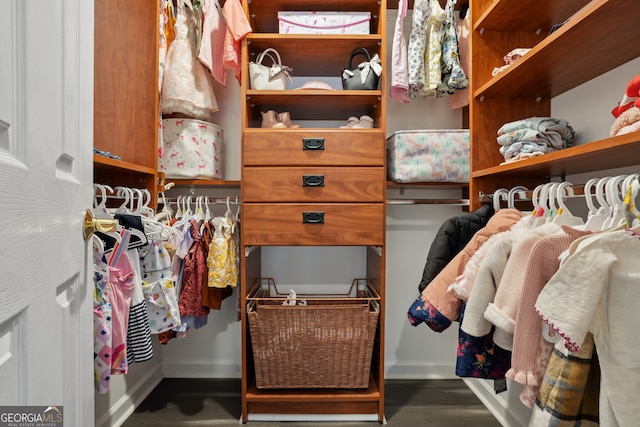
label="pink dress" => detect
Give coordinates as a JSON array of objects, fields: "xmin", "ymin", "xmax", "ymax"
[{"xmin": 198, "ymin": 0, "xmax": 228, "ymax": 86}]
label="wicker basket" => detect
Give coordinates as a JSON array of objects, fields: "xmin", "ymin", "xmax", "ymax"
[{"xmin": 247, "ymin": 278, "xmax": 380, "ymax": 389}]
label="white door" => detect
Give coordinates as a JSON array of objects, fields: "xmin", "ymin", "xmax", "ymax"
[{"xmin": 0, "ymin": 0, "xmax": 94, "ymax": 426}]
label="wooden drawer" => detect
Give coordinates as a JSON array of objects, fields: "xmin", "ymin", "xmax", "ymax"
[
  {"xmin": 243, "ymin": 167, "xmax": 384, "ymax": 202},
  {"xmin": 243, "ymin": 129, "xmax": 384, "ymax": 166},
  {"xmin": 242, "ymin": 203, "xmax": 384, "ymax": 246}
]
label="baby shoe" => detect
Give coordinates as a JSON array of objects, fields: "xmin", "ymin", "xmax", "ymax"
[
  {"xmin": 277, "ymin": 112, "xmax": 301, "ymax": 128},
  {"xmin": 261, "ymin": 110, "xmax": 287, "ymax": 129},
  {"xmin": 356, "ymin": 115, "xmax": 374, "ymax": 128},
  {"xmin": 339, "ymin": 116, "xmax": 360, "ymax": 128}
]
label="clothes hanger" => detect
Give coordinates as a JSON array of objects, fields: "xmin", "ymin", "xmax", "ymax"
[
  {"xmin": 545, "ymin": 183, "xmax": 560, "ymax": 222},
  {"xmin": 492, "ymin": 188, "xmax": 508, "ymax": 211},
  {"xmin": 602, "ymin": 174, "xmax": 627, "ymax": 229},
  {"xmin": 552, "ymin": 181, "xmax": 584, "ymax": 226},
  {"xmin": 582, "ymin": 176, "xmax": 610, "ymax": 231},
  {"xmin": 507, "ymin": 186, "xmax": 528, "ymax": 210}
]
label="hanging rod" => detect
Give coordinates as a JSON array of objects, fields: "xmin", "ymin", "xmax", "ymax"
[
  {"xmin": 159, "ymin": 197, "xmax": 241, "ymax": 205},
  {"xmin": 478, "ymin": 185, "xmax": 588, "ymax": 204},
  {"xmin": 386, "ymin": 198, "xmax": 469, "ymax": 206}
]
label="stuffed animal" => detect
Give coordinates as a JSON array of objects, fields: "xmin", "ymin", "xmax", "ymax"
[{"xmin": 611, "ymin": 74, "xmax": 640, "ymax": 118}]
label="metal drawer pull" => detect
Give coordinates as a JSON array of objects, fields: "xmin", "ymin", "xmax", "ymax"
[
  {"xmin": 302, "ymin": 211, "xmax": 324, "ymax": 224},
  {"xmin": 302, "ymin": 137, "xmax": 324, "ymax": 150},
  {"xmin": 302, "ymin": 174, "xmax": 325, "ymax": 187}
]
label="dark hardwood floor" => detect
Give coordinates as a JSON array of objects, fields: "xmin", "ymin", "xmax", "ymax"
[{"xmin": 122, "ymin": 378, "xmax": 501, "ymax": 426}]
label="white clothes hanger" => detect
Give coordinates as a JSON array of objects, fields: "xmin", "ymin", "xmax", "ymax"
[
  {"xmin": 552, "ymin": 182, "xmax": 584, "ymax": 226},
  {"xmin": 507, "ymin": 186, "xmax": 528, "ymax": 210},
  {"xmin": 582, "ymin": 177, "xmax": 611, "ymax": 231},
  {"xmin": 492, "ymin": 188, "xmax": 508, "ymax": 211},
  {"xmin": 602, "ymin": 174, "xmax": 627, "ymax": 229},
  {"xmin": 545, "ymin": 183, "xmax": 560, "ymax": 222}
]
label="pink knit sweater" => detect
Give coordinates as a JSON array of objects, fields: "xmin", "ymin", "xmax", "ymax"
[{"xmin": 506, "ymin": 226, "xmax": 592, "ymax": 386}]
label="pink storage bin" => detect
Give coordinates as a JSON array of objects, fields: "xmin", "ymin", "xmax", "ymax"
[
  {"xmin": 159, "ymin": 118, "xmax": 223, "ymax": 179},
  {"xmin": 278, "ymin": 11, "xmax": 371, "ymax": 35}
]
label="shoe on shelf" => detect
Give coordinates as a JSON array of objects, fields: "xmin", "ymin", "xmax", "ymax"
[
  {"xmin": 357, "ymin": 115, "xmax": 374, "ymax": 128},
  {"xmin": 339, "ymin": 115, "xmax": 375, "ymax": 129},
  {"xmin": 261, "ymin": 110, "xmax": 286, "ymax": 128},
  {"xmin": 339, "ymin": 116, "xmax": 360, "ymax": 128},
  {"xmin": 278, "ymin": 112, "xmax": 301, "ymax": 128}
]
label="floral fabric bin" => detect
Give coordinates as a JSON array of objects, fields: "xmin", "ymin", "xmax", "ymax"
[
  {"xmin": 159, "ymin": 118, "xmax": 223, "ymax": 179},
  {"xmin": 278, "ymin": 11, "xmax": 371, "ymax": 35},
  {"xmin": 387, "ymin": 130, "xmax": 470, "ymax": 183}
]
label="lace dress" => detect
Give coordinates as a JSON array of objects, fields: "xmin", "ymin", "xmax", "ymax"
[{"xmin": 162, "ymin": 4, "xmax": 218, "ymax": 122}]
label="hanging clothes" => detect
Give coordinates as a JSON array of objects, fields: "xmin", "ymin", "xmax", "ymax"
[
  {"xmin": 125, "ymin": 248, "xmax": 154, "ymax": 365},
  {"xmin": 178, "ymin": 219, "xmax": 211, "ymax": 329},
  {"xmin": 408, "ymin": 207, "xmax": 523, "ymax": 331},
  {"xmin": 198, "ymin": 0, "xmax": 228, "ymax": 86},
  {"xmin": 162, "ymin": 0, "xmax": 219, "ymax": 121},
  {"xmin": 407, "ymin": 0, "xmax": 431, "ymax": 99},
  {"xmin": 139, "ymin": 238, "xmax": 182, "ymax": 334},
  {"xmin": 221, "ymin": 0, "xmax": 252, "ymax": 85},
  {"xmin": 107, "ymin": 230, "xmax": 135, "ymax": 375},
  {"xmin": 535, "ymin": 228, "xmax": 640, "ymax": 426},
  {"xmin": 389, "ymin": 0, "xmax": 411, "ymax": 103},
  {"xmin": 93, "ymin": 245, "xmax": 112, "ymax": 393}
]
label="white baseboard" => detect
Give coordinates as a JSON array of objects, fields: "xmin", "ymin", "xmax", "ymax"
[
  {"xmin": 384, "ymin": 362, "xmax": 458, "ymax": 379},
  {"xmin": 95, "ymin": 363, "xmax": 164, "ymax": 427},
  {"xmin": 463, "ymin": 378, "xmax": 531, "ymax": 427}
]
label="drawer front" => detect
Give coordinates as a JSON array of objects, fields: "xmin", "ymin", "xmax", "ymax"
[
  {"xmin": 242, "ymin": 203, "xmax": 384, "ymax": 246},
  {"xmin": 243, "ymin": 130, "xmax": 384, "ymax": 166},
  {"xmin": 243, "ymin": 167, "xmax": 384, "ymax": 202}
]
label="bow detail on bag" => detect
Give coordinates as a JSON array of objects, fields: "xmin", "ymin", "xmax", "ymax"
[
  {"xmin": 353, "ymin": 54, "xmax": 382, "ymax": 85},
  {"xmin": 269, "ymin": 64, "xmax": 294, "ymax": 84}
]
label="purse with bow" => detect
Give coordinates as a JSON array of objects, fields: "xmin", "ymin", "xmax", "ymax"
[
  {"xmin": 249, "ymin": 48, "xmax": 293, "ymax": 90},
  {"xmin": 341, "ymin": 47, "xmax": 382, "ymax": 90}
]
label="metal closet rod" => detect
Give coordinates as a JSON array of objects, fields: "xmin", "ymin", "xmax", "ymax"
[
  {"xmin": 478, "ymin": 184, "xmax": 588, "ymax": 204},
  {"xmin": 386, "ymin": 198, "xmax": 469, "ymax": 206}
]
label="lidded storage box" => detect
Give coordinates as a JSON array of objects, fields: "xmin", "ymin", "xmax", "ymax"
[
  {"xmin": 247, "ymin": 278, "xmax": 380, "ymax": 389},
  {"xmin": 159, "ymin": 118, "xmax": 223, "ymax": 179},
  {"xmin": 278, "ymin": 11, "xmax": 371, "ymax": 34},
  {"xmin": 387, "ymin": 129, "xmax": 470, "ymax": 183}
]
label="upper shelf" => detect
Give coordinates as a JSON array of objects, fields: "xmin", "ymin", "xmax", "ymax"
[
  {"xmin": 474, "ymin": 0, "xmax": 640, "ymax": 100},
  {"xmin": 471, "ymin": 132, "xmax": 640, "ymax": 180},
  {"xmin": 247, "ymin": 0, "xmax": 384, "ymax": 33},
  {"xmin": 473, "ymin": 0, "xmax": 590, "ymax": 32}
]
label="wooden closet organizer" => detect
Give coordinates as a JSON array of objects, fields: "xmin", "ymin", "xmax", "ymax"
[
  {"xmin": 239, "ymin": 0, "xmax": 387, "ymax": 422},
  {"xmin": 467, "ymin": 0, "xmax": 640, "ymax": 209}
]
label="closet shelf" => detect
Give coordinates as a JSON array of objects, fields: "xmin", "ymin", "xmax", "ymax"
[
  {"xmin": 245, "ymin": 92, "xmax": 383, "ymax": 121},
  {"xmin": 473, "ymin": 0, "xmax": 589, "ymax": 32},
  {"xmin": 471, "ymin": 133, "xmax": 640, "ymax": 180},
  {"xmin": 167, "ymin": 179, "xmax": 241, "ymax": 188},
  {"xmin": 474, "ymin": 0, "xmax": 640, "ymax": 100},
  {"xmin": 93, "ymin": 155, "xmax": 156, "ymax": 175}
]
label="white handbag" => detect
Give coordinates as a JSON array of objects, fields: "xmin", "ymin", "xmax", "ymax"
[{"xmin": 248, "ymin": 48, "xmax": 292, "ymax": 90}]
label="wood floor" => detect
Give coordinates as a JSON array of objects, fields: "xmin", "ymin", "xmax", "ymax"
[{"xmin": 122, "ymin": 378, "xmax": 501, "ymax": 426}]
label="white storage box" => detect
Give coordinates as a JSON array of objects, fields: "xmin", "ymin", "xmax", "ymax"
[
  {"xmin": 387, "ymin": 130, "xmax": 470, "ymax": 183},
  {"xmin": 278, "ymin": 11, "xmax": 371, "ymax": 35},
  {"xmin": 159, "ymin": 118, "xmax": 223, "ymax": 179}
]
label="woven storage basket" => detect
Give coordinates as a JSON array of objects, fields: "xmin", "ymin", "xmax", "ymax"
[{"xmin": 247, "ymin": 279, "xmax": 380, "ymax": 389}]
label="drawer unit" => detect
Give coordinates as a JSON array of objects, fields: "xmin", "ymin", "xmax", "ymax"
[
  {"xmin": 241, "ymin": 203, "xmax": 384, "ymax": 246},
  {"xmin": 243, "ymin": 130, "xmax": 385, "ymax": 166},
  {"xmin": 243, "ymin": 166, "xmax": 385, "ymax": 202}
]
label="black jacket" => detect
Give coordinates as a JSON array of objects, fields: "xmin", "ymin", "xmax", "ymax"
[{"xmin": 417, "ymin": 204, "xmax": 495, "ymax": 293}]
